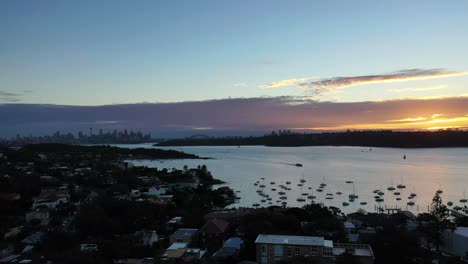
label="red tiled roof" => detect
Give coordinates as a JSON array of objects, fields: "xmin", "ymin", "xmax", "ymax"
[{"xmin": 200, "ymin": 219, "xmax": 229, "ymax": 234}]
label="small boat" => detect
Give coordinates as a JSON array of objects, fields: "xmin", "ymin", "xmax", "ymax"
[
  {"xmin": 308, "ymin": 187, "xmax": 312, "ymax": 190},
  {"xmin": 378, "ymin": 191, "xmax": 385, "ymax": 196},
  {"xmin": 261, "ymin": 199, "xmax": 266, "ymax": 203},
  {"xmin": 286, "ymin": 181, "xmax": 291, "ymax": 185},
  {"xmin": 325, "ymin": 197, "xmax": 333, "ymax": 200},
  {"xmin": 268, "ymin": 202, "xmax": 272, "ymax": 205},
  {"xmin": 360, "ymin": 202, "xmax": 367, "ymax": 205},
  {"xmin": 316, "ymin": 189, "xmax": 323, "ymax": 192},
  {"xmin": 336, "ymin": 192, "xmax": 342, "ymax": 195},
  {"xmin": 460, "ymin": 189, "xmax": 467, "ymax": 203},
  {"xmin": 297, "ymin": 184, "xmax": 303, "ymax": 187},
  {"xmin": 394, "ymin": 192, "xmax": 400, "ymax": 195},
  {"xmin": 374, "ymin": 195, "xmax": 380, "ymax": 199},
  {"xmin": 397, "ymin": 176, "xmax": 406, "ymax": 189},
  {"xmin": 375, "ymin": 198, "xmax": 384, "ymax": 202},
  {"xmin": 454, "ymin": 206, "xmax": 462, "ymax": 211},
  {"xmin": 447, "ymin": 201, "xmax": 453, "ymax": 206},
  {"xmin": 280, "ymin": 196, "xmax": 287, "ymax": 200},
  {"xmin": 396, "ymin": 197, "xmax": 402, "ymax": 201},
  {"xmin": 408, "ymin": 196, "xmax": 414, "ymax": 199},
  {"xmin": 349, "ymin": 183, "xmax": 358, "ymax": 199},
  {"xmin": 410, "ymin": 193, "xmax": 416, "ymax": 197},
  {"xmin": 267, "ymin": 198, "xmax": 272, "ymax": 201},
  {"xmin": 307, "ymin": 195, "xmax": 316, "ymax": 199},
  {"xmin": 259, "ymin": 185, "xmax": 265, "ymax": 188},
  {"xmin": 436, "ymin": 189, "xmax": 443, "ymax": 194},
  {"xmin": 281, "ymin": 201, "xmax": 287, "ymax": 206},
  {"xmin": 403, "ymin": 155, "xmax": 406, "ymax": 160},
  {"xmin": 278, "ymin": 191, "xmax": 286, "ymax": 195},
  {"xmin": 345, "ymin": 180, "xmax": 354, "ymax": 184},
  {"xmin": 253, "ymin": 203, "xmax": 260, "ymax": 207},
  {"xmin": 373, "ymin": 190, "xmax": 380, "ymax": 194},
  {"xmin": 297, "ymin": 198, "xmax": 306, "ymax": 202},
  {"xmin": 254, "ymin": 183, "xmax": 258, "ymax": 186},
  {"xmin": 407, "ymin": 201, "xmax": 415, "ymax": 206},
  {"xmin": 326, "ymin": 193, "xmax": 333, "ymax": 196},
  {"xmin": 261, "ymin": 177, "xmax": 265, "ymax": 180},
  {"xmin": 271, "ymin": 188, "xmax": 276, "ymax": 191},
  {"xmin": 342, "ymin": 202, "xmax": 350, "ymax": 206},
  {"xmin": 270, "ymin": 182, "xmax": 275, "ymax": 185},
  {"xmin": 320, "ymin": 183, "xmax": 326, "ymax": 187},
  {"xmin": 387, "ymin": 177, "xmax": 395, "ymax": 191},
  {"xmin": 302, "ymin": 193, "xmax": 309, "ymax": 196},
  {"xmin": 295, "ymin": 163, "xmax": 303, "ymax": 167}
]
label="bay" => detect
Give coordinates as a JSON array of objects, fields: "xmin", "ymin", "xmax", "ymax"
[{"xmin": 117, "ymin": 144, "xmax": 468, "ymax": 214}]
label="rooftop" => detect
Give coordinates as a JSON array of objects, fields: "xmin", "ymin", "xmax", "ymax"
[
  {"xmin": 255, "ymin": 234, "xmax": 329, "ymax": 247},
  {"xmin": 167, "ymin": 242, "xmax": 188, "ymax": 250},
  {"xmin": 455, "ymin": 226, "xmax": 468, "ymax": 237},
  {"xmin": 173, "ymin": 228, "xmax": 198, "ymax": 239}
]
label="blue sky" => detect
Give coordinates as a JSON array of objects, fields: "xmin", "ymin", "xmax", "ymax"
[{"xmin": 2, "ymin": 0, "xmax": 468, "ymax": 105}]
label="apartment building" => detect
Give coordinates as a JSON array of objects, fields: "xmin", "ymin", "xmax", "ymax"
[{"xmin": 255, "ymin": 234, "xmax": 374, "ymax": 264}]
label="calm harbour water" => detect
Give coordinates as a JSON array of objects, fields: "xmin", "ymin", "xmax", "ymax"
[{"xmin": 117, "ymin": 143, "xmax": 468, "ymax": 214}]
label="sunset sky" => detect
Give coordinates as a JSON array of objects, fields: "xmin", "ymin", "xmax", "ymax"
[{"xmin": 1, "ymin": 1, "xmax": 468, "ymax": 136}]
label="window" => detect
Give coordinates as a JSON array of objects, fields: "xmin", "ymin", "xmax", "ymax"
[
  {"xmin": 310, "ymin": 247, "xmax": 318, "ymax": 256},
  {"xmin": 323, "ymin": 247, "xmax": 333, "ymax": 256},
  {"xmin": 261, "ymin": 245, "xmax": 266, "ymax": 253},
  {"xmin": 287, "ymin": 247, "xmax": 292, "ymax": 257},
  {"xmin": 274, "ymin": 245, "xmax": 283, "ymax": 256},
  {"xmin": 294, "ymin": 247, "xmax": 300, "ymax": 255}
]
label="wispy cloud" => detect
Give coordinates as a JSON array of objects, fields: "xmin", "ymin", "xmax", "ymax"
[
  {"xmin": 300, "ymin": 69, "xmax": 467, "ymax": 90},
  {"xmin": 388, "ymin": 84, "xmax": 448, "ymax": 93},
  {"xmin": 233, "ymin": 82, "xmax": 248, "ymax": 88},
  {"xmin": 2, "ymin": 96, "xmax": 468, "ymax": 136},
  {"xmin": 260, "ymin": 77, "xmax": 319, "ymax": 88},
  {"xmin": 0, "ymin": 91, "xmax": 22, "ymax": 103},
  {"xmin": 386, "ymin": 117, "xmax": 427, "ymax": 122}
]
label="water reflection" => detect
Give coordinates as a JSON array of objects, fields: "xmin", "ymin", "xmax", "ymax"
[{"xmin": 121, "ymin": 144, "xmax": 468, "ymax": 214}]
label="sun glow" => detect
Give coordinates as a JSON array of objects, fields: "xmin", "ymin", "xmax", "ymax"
[{"xmin": 293, "ymin": 114, "xmax": 468, "ymax": 131}]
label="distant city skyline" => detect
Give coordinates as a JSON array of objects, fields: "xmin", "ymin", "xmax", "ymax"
[{"xmin": 1, "ymin": 1, "xmax": 468, "ymax": 133}]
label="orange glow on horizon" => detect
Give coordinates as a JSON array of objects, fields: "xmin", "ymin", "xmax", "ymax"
[{"xmin": 292, "ymin": 114, "xmax": 468, "ymax": 131}]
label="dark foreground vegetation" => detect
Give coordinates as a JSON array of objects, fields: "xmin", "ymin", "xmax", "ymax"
[
  {"xmin": 1, "ymin": 143, "xmax": 468, "ymax": 264},
  {"xmin": 14, "ymin": 143, "xmax": 204, "ymax": 160},
  {"xmin": 158, "ymin": 130, "xmax": 468, "ymax": 148}
]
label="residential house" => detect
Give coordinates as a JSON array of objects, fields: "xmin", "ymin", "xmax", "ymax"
[
  {"xmin": 200, "ymin": 219, "xmax": 229, "ymax": 248},
  {"xmin": 114, "ymin": 258, "xmax": 154, "ymax": 264},
  {"xmin": 80, "ymin": 244, "xmax": 98, "ymax": 252},
  {"xmin": 344, "ymin": 221, "xmax": 356, "ymax": 233},
  {"xmin": 255, "ymin": 234, "xmax": 374, "ymax": 264},
  {"xmin": 183, "ymin": 248, "xmax": 207, "ymax": 262},
  {"xmin": 135, "ymin": 230, "xmax": 159, "ymax": 247},
  {"xmin": 3, "ymin": 226, "xmax": 23, "ymax": 239},
  {"xmin": 21, "ymin": 232, "xmax": 44, "ymax": 245},
  {"xmin": 442, "ymin": 226, "xmax": 468, "ymax": 261},
  {"xmin": 213, "ymin": 237, "xmax": 243, "ymax": 258},
  {"xmin": 141, "ymin": 186, "xmax": 168, "ymax": 197},
  {"xmin": 163, "ymin": 242, "xmax": 188, "ymax": 259},
  {"xmin": 170, "ymin": 228, "xmax": 198, "ymax": 244},
  {"xmin": 25, "ymin": 209, "xmax": 50, "ymax": 226},
  {"xmin": 0, "ymin": 243, "xmax": 13, "ymax": 259}
]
